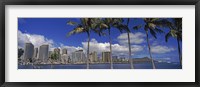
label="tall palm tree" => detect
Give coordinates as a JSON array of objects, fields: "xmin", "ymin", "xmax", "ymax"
[
  {"xmin": 133, "ymin": 18, "xmax": 165, "ymax": 69},
  {"xmin": 95, "ymin": 18, "xmax": 123, "ymax": 69},
  {"xmin": 67, "ymin": 18, "xmax": 96, "ymax": 69},
  {"xmin": 114, "ymin": 18, "xmax": 134, "ymax": 69},
  {"xmin": 165, "ymin": 18, "xmax": 182, "ymax": 66}
]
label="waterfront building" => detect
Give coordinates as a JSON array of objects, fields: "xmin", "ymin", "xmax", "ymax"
[
  {"xmin": 89, "ymin": 51, "xmax": 98, "ymax": 63},
  {"xmin": 38, "ymin": 44, "xmax": 49, "ymax": 63},
  {"xmin": 102, "ymin": 52, "xmax": 111, "ymax": 63},
  {"xmin": 71, "ymin": 50, "xmax": 86, "ymax": 63},
  {"xmin": 23, "ymin": 43, "xmax": 34, "ymax": 62},
  {"xmin": 33, "ymin": 48, "xmax": 38, "ymax": 59},
  {"xmin": 119, "ymin": 57, "xmax": 128, "ymax": 62},
  {"xmin": 61, "ymin": 54, "xmax": 68, "ymax": 64},
  {"xmin": 112, "ymin": 56, "xmax": 118, "ymax": 62},
  {"xmin": 62, "ymin": 48, "xmax": 67, "ymax": 55},
  {"xmin": 48, "ymin": 51, "xmax": 53, "ymax": 58}
]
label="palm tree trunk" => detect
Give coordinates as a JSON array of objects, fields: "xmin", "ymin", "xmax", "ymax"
[
  {"xmin": 127, "ymin": 32, "xmax": 134, "ymax": 69},
  {"xmin": 87, "ymin": 33, "xmax": 90, "ymax": 69},
  {"xmin": 177, "ymin": 38, "xmax": 182, "ymax": 66},
  {"xmin": 109, "ymin": 29, "xmax": 113, "ymax": 69},
  {"xmin": 126, "ymin": 18, "xmax": 134, "ymax": 69},
  {"xmin": 146, "ymin": 31, "xmax": 156, "ymax": 69}
]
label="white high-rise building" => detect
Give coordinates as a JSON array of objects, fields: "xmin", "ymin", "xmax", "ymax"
[
  {"xmin": 24, "ymin": 43, "xmax": 34, "ymax": 62},
  {"xmin": 60, "ymin": 48, "xmax": 68, "ymax": 64},
  {"xmin": 102, "ymin": 51, "xmax": 111, "ymax": 63},
  {"xmin": 89, "ymin": 51, "xmax": 98, "ymax": 62},
  {"xmin": 71, "ymin": 50, "xmax": 86, "ymax": 63},
  {"xmin": 61, "ymin": 54, "xmax": 68, "ymax": 64},
  {"xmin": 38, "ymin": 45, "xmax": 49, "ymax": 63},
  {"xmin": 62, "ymin": 48, "xmax": 67, "ymax": 55}
]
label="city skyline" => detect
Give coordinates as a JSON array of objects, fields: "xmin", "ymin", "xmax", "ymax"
[
  {"xmin": 18, "ymin": 18, "xmax": 181, "ymax": 62},
  {"xmin": 19, "ymin": 42, "xmax": 134, "ymax": 64}
]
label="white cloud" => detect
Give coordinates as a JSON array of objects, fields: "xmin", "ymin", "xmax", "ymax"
[
  {"xmin": 59, "ymin": 43, "xmax": 83, "ymax": 54},
  {"xmin": 151, "ymin": 45, "xmax": 175, "ymax": 54},
  {"xmin": 18, "ymin": 30, "xmax": 54, "ymax": 48},
  {"xmin": 117, "ymin": 32, "xmax": 146, "ymax": 45},
  {"xmin": 82, "ymin": 38, "xmax": 143, "ymax": 56},
  {"xmin": 18, "ymin": 30, "xmax": 84, "ymax": 55},
  {"xmin": 18, "ymin": 30, "xmax": 144, "ymax": 57}
]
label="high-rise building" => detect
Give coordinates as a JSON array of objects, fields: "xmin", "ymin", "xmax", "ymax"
[
  {"xmin": 48, "ymin": 51, "xmax": 53, "ymax": 58},
  {"xmin": 33, "ymin": 48, "xmax": 38, "ymax": 59},
  {"xmin": 71, "ymin": 50, "xmax": 86, "ymax": 63},
  {"xmin": 38, "ymin": 45, "xmax": 49, "ymax": 62},
  {"xmin": 102, "ymin": 52, "xmax": 111, "ymax": 63},
  {"xmin": 89, "ymin": 51, "xmax": 98, "ymax": 62},
  {"xmin": 89, "ymin": 53, "xmax": 93, "ymax": 62},
  {"xmin": 62, "ymin": 48, "xmax": 67, "ymax": 55},
  {"xmin": 112, "ymin": 56, "xmax": 118, "ymax": 62},
  {"xmin": 61, "ymin": 54, "xmax": 68, "ymax": 64},
  {"xmin": 24, "ymin": 43, "xmax": 34, "ymax": 62}
]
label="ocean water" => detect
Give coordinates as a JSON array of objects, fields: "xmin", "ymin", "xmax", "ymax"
[{"xmin": 18, "ymin": 62, "xmax": 182, "ymax": 69}]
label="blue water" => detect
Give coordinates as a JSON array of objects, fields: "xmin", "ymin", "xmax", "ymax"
[{"xmin": 18, "ymin": 62, "xmax": 182, "ymax": 69}]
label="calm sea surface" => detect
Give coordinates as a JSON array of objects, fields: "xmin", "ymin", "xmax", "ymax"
[{"xmin": 18, "ymin": 62, "xmax": 182, "ymax": 69}]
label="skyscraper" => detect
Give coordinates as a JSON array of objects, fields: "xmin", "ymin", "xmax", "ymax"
[
  {"xmin": 71, "ymin": 50, "xmax": 86, "ymax": 63},
  {"xmin": 112, "ymin": 56, "xmax": 118, "ymax": 62},
  {"xmin": 24, "ymin": 43, "xmax": 34, "ymax": 62},
  {"xmin": 89, "ymin": 51, "xmax": 98, "ymax": 62},
  {"xmin": 38, "ymin": 45, "xmax": 49, "ymax": 63},
  {"xmin": 33, "ymin": 48, "xmax": 38, "ymax": 59},
  {"xmin": 61, "ymin": 48, "xmax": 68, "ymax": 64},
  {"xmin": 61, "ymin": 54, "xmax": 68, "ymax": 64},
  {"xmin": 48, "ymin": 51, "xmax": 53, "ymax": 58},
  {"xmin": 62, "ymin": 48, "xmax": 67, "ymax": 55},
  {"xmin": 102, "ymin": 52, "xmax": 111, "ymax": 63}
]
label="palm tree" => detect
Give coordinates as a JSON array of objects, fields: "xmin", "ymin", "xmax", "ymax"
[
  {"xmin": 49, "ymin": 52, "xmax": 60, "ymax": 69},
  {"xmin": 94, "ymin": 18, "xmax": 123, "ymax": 69},
  {"xmin": 114, "ymin": 18, "xmax": 134, "ymax": 69},
  {"xmin": 165, "ymin": 18, "xmax": 182, "ymax": 66},
  {"xmin": 67, "ymin": 18, "xmax": 96, "ymax": 69},
  {"xmin": 133, "ymin": 18, "xmax": 165, "ymax": 69}
]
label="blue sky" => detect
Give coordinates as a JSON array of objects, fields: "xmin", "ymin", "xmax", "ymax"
[{"xmin": 18, "ymin": 18, "xmax": 182, "ymax": 62}]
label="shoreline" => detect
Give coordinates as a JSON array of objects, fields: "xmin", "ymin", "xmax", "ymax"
[{"xmin": 19, "ymin": 61, "xmax": 179, "ymax": 66}]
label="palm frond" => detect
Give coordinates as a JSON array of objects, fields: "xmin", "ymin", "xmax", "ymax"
[
  {"xmin": 170, "ymin": 29, "xmax": 178, "ymax": 37},
  {"xmin": 67, "ymin": 27, "xmax": 84, "ymax": 37},
  {"xmin": 133, "ymin": 25, "xmax": 142, "ymax": 30},
  {"xmin": 148, "ymin": 23, "xmax": 156, "ymax": 29},
  {"xmin": 67, "ymin": 21, "xmax": 78, "ymax": 26},
  {"xmin": 154, "ymin": 28, "xmax": 165, "ymax": 34},
  {"xmin": 100, "ymin": 23, "xmax": 109, "ymax": 29},
  {"xmin": 165, "ymin": 32, "xmax": 172, "ymax": 42},
  {"xmin": 150, "ymin": 18, "xmax": 159, "ymax": 22},
  {"xmin": 154, "ymin": 19, "xmax": 171, "ymax": 28},
  {"xmin": 115, "ymin": 24, "xmax": 129, "ymax": 32},
  {"xmin": 93, "ymin": 28, "xmax": 107, "ymax": 36},
  {"xmin": 149, "ymin": 29, "xmax": 157, "ymax": 39}
]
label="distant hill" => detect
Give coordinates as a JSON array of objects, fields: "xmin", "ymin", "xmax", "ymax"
[{"xmin": 132, "ymin": 57, "xmax": 156, "ymax": 63}]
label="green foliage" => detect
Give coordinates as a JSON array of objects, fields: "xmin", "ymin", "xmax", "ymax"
[
  {"xmin": 50, "ymin": 52, "xmax": 59, "ymax": 60},
  {"xmin": 165, "ymin": 18, "xmax": 182, "ymax": 42},
  {"xmin": 18, "ymin": 48, "xmax": 24, "ymax": 58},
  {"xmin": 133, "ymin": 18, "xmax": 166, "ymax": 39}
]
